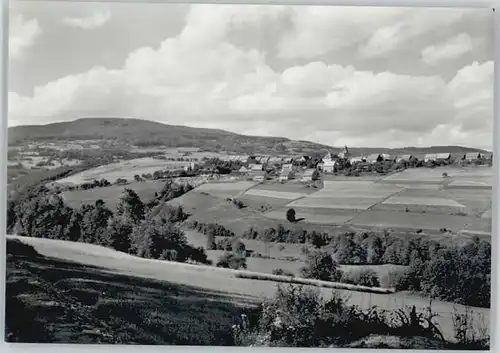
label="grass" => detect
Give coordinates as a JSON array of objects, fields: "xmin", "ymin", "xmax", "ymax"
[
  {"xmin": 234, "ymin": 272, "xmax": 396, "ymax": 294},
  {"xmin": 243, "ymin": 188, "xmax": 307, "ymax": 200},
  {"xmin": 288, "ymin": 197, "xmax": 380, "ymax": 210},
  {"xmin": 348, "ymin": 210, "xmax": 472, "ymax": 232},
  {"xmin": 6, "ymin": 240, "xmax": 255, "ymax": 345},
  {"xmin": 250, "ymin": 181, "xmax": 318, "ymax": 194},
  {"xmin": 57, "ymin": 157, "xmax": 191, "ymax": 184},
  {"xmin": 7, "ymin": 236, "xmax": 491, "ymax": 342},
  {"xmin": 235, "ymin": 194, "xmax": 291, "ymax": 212},
  {"xmin": 62, "ymin": 180, "xmax": 165, "ymax": 210}
]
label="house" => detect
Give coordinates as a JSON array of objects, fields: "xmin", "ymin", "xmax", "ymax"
[
  {"xmin": 337, "ymin": 145, "xmax": 350, "ymax": 159},
  {"xmin": 366, "ymin": 154, "xmax": 382, "ymax": 164},
  {"xmin": 257, "ymin": 155, "xmax": 270, "ymax": 164},
  {"xmin": 282, "ymin": 157, "xmax": 293, "ymax": 164},
  {"xmin": 465, "ymin": 152, "xmax": 481, "ymax": 161},
  {"xmin": 218, "ymin": 155, "xmax": 232, "ymax": 161},
  {"xmin": 380, "ymin": 153, "xmax": 394, "ymax": 161},
  {"xmin": 268, "ymin": 156, "xmax": 283, "ymax": 165},
  {"xmin": 293, "ymin": 155, "xmax": 310, "ymax": 164},
  {"xmin": 481, "ymin": 152, "xmax": 493, "ymax": 160},
  {"xmin": 251, "ymin": 171, "xmax": 267, "ymax": 182},
  {"xmin": 322, "ymin": 159, "xmax": 336, "ymax": 173},
  {"xmin": 424, "ymin": 154, "xmax": 437, "ymax": 162},
  {"xmin": 279, "ymin": 165, "xmax": 295, "ymax": 181},
  {"xmin": 396, "ymin": 154, "xmax": 413, "ymax": 163},
  {"xmin": 323, "ymin": 151, "xmax": 335, "ymax": 161},
  {"xmin": 249, "ymin": 163, "xmax": 263, "ymax": 171},
  {"xmin": 301, "ymin": 168, "xmax": 320, "ymax": 182},
  {"xmin": 183, "ymin": 162, "xmax": 197, "ymax": 172},
  {"xmin": 349, "ymin": 156, "xmax": 365, "ymax": 164},
  {"xmin": 238, "ymin": 155, "xmax": 252, "ymax": 164},
  {"xmin": 435, "ymin": 153, "xmax": 452, "ymax": 161},
  {"xmin": 238, "ymin": 166, "xmax": 249, "ymax": 173}
]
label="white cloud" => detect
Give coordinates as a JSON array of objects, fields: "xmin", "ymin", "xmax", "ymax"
[
  {"xmin": 8, "ymin": 5, "xmax": 493, "ymax": 150},
  {"xmin": 63, "ymin": 10, "xmax": 111, "ymax": 30},
  {"xmin": 446, "ymin": 61, "xmax": 493, "ymax": 133},
  {"xmin": 421, "ymin": 33, "xmax": 475, "ymax": 65},
  {"xmin": 358, "ymin": 8, "xmax": 467, "ymax": 59},
  {"xmin": 9, "ymin": 14, "xmax": 41, "ymax": 60},
  {"xmin": 278, "ymin": 6, "xmax": 402, "ymax": 59}
]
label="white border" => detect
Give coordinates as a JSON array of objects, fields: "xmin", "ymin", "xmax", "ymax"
[{"xmin": 1, "ymin": 0, "xmax": 498, "ymax": 352}]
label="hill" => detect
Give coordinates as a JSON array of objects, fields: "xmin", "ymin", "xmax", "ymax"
[
  {"xmin": 8, "ymin": 117, "xmax": 332, "ymax": 154},
  {"xmin": 8, "ymin": 117, "xmax": 488, "ymax": 155}
]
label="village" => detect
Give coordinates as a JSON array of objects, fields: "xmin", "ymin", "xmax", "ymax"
[{"xmin": 191, "ymin": 146, "xmax": 494, "ymax": 184}]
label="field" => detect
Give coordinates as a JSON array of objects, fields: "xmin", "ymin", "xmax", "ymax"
[
  {"xmin": 56, "ymin": 157, "xmax": 191, "ymax": 185},
  {"xmin": 259, "ymin": 166, "xmax": 492, "ymax": 235},
  {"xmin": 55, "ymin": 163, "xmax": 492, "ymax": 237},
  {"xmin": 62, "ymin": 180, "xmax": 166, "ymax": 210},
  {"xmin": 7, "ymin": 235, "xmax": 490, "ymax": 342}
]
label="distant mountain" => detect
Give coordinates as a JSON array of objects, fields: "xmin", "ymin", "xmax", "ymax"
[{"xmin": 8, "ymin": 117, "xmax": 488, "ymax": 155}]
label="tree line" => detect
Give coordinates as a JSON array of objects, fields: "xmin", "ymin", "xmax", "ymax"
[
  {"xmin": 7, "ymin": 183, "xmax": 211, "ymax": 265},
  {"xmin": 186, "ymin": 220, "xmax": 491, "ymax": 308}
]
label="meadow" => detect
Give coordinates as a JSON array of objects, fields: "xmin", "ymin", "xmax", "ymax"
[
  {"xmin": 56, "ymin": 157, "xmax": 192, "ymax": 185},
  {"xmin": 8, "ymin": 235, "xmax": 490, "ymax": 343}
]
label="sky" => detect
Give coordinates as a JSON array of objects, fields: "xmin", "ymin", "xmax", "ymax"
[{"xmin": 8, "ymin": 1, "xmax": 494, "ymax": 150}]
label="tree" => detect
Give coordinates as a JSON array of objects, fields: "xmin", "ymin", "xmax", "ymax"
[
  {"xmin": 342, "ymin": 268, "xmax": 380, "ymax": 287},
  {"xmin": 216, "ymin": 252, "xmax": 247, "ymax": 269},
  {"xmin": 16, "ymin": 194, "xmax": 73, "ymax": 240},
  {"xmin": 300, "ymin": 248, "xmax": 342, "ymax": 282},
  {"xmin": 80, "ymin": 200, "xmax": 113, "ymax": 245},
  {"xmin": 7, "ymin": 199, "xmax": 17, "ymax": 233},
  {"xmin": 129, "ymin": 218, "xmax": 190, "ymax": 261},
  {"xmin": 116, "ymin": 188, "xmax": 145, "ymax": 224},
  {"xmin": 106, "ymin": 216, "xmax": 133, "ymax": 253},
  {"xmin": 115, "ymin": 178, "xmax": 128, "ymax": 185},
  {"xmin": 63, "ymin": 210, "xmax": 83, "ymax": 242},
  {"xmin": 233, "ymin": 239, "xmax": 246, "ymax": 255},
  {"xmin": 206, "ymin": 232, "xmax": 216, "ymax": 250},
  {"xmin": 134, "ymin": 174, "xmax": 142, "ymax": 182},
  {"xmin": 286, "ymin": 208, "xmax": 296, "ymax": 223},
  {"xmin": 366, "ymin": 235, "xmax": 384, "ymax": 264},
  {"xmin": 335, "ymin": 237, "xmax": 367, "ymax": 264}
]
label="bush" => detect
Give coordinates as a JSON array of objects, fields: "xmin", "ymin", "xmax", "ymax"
[
  {"xmin": 300, "ymin": 248, "xmax": 342, "ymax": 282},
  {"xmin": 341, "ymin": 268, "xmax": 380, "ymax": 287},
  {"xmin": 380, "ymin": 269, "xmax": 408, "ymax": 290},
  {"xmin": 233, "ymin": 240, "xmax": 246, "ymax": 255},
  {"xmin": 286, "ymin": 208, "xmax": 296, "ymax": 222},
  {"xmin": 216, "ymin": 252, "xmax": 247, "ymax": 270},
  {"xmin": 216, "ymin": 238, "xmax": 233, "ymax": 251},
  {"xmin": 129, "ymin": 218, "xmax": 210, "ymax": 264},
  {"xmin": 233, "ymin": 284, "xmax": 446, "ymax": 347},
  {"xmin": 272, "ymin": 268, "xmax": 295, "ymax": 277},
  {"xmin": 232, "ymin": 199, "xmax": 246, "ymax": 209}
]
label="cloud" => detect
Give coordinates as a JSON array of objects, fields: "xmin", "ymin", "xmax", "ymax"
[
  {"xmin": 9, "ymin": 14, "xmax": 41, "ymax": 60},
  {"xmin": 8, "ymin": 5, "xmax": 493, "ymax": 150},
  {"xmin": 63, "ymin": 10, "xmax": 111, "ymax": 30},
  {"xmin": 358, "ymin": 8, "xmax": 467, "ymax": 59},
  {"xmin": 421, "ymin": 33, "xmax": 475, "ymax": 65},
  {"xmin": 277, "ymin": 6, "xmax": 402, "ymax": 59}
]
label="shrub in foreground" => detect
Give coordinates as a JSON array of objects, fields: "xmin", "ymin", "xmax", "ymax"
[
  {"xmin": 232, "ymin": 284, "xmax": 455, "ymax": 348},
  {"xmin": 341, "ymin": 268, "xmax": 380, "ymax": 287},
  {"xmin": 216, "ymin": 252, "xmax": 247, "ymax": 270}
]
